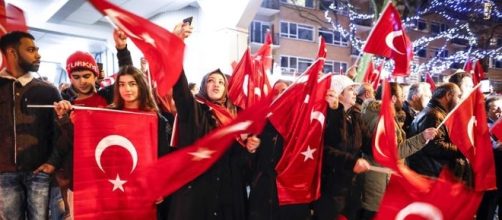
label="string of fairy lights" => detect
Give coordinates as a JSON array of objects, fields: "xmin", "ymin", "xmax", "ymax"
[{"xmin": 323, "ymin": 0, "xmax": 502, "ymax": 76}]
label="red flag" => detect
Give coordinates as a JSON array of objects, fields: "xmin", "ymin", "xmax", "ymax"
[
  {"xmin": 372, "ymin": 80, "xmax": 399, "ymax": 170},
  {"xmin": 0, "ymin": 0, "xmax": 27, "ymax": 72},
  {"xmin": 317, "ymin": 35, "xmax": 327, "ymax": 62},
  {"xmin": 228, "ymin": 49, "xmax": 256, "ymax": 109},
  {"xmin": 73, "ymin": 109, "xmax": 158, "ymax": 220},
  {"xmin": 491, "ymin": 117, "xmax": 502, "ymax": 141},
  {"xmin": 252, "ymin": 30, "xmax": 273, "ymax": 100},
  {"xmin": 425, "ymin": 72, "xmax": 436, "ymax": 91},
  {"xmin": 362, "ymin": 60, "xmax": 375, "ymax": 84},
  {"xmin": 135, "ymin": 96, "xmax": 272, "ymax": 201},
  {"xmin": 253, "ymin": 30, "xmax": 273, "ymax": 75},
  {"xmin": 363, "ymin": 2, "xmax": 413, "ymax": 76},
  {"xmin": 376, "ymin": 170, "xmax": 483, "ymax": 220},
  {"xmin": 270, "ymin": 60, "xmax": 331, "ymax": 205},
  {"xmin": 443, "ymin": 85, "xmax": 496, "ymax": 191},
  {"xmin": 464, "ymin": 59, "xmax": 485, "ymax": 85},
  {"xmin": 89, "ymin": 0, "xmax": 185, "ymax": 97},
  {"xmin": 371, "ymin": 63, "xmax": 383, "ymax": 91}
]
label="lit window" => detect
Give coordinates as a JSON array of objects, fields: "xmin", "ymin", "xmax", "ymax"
[{"xmin": 280, "ymin": 0, "xmax": 314, "ymax": 8}]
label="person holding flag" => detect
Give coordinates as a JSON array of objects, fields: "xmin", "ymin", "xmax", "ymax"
[
  {"xmin": 169, "ymin": 66, "xmax": 261, "ymax": 219},
  {"xmin": 406, "ymin": 83, "xmax": 473, "ymax": 186},
  {"xmin": 358, "ymin": 82, "xmax": 437, "ymax": 219},
  {"xmin": 313, "ymin": 75, "xmax": 370, "ymax": 220}
]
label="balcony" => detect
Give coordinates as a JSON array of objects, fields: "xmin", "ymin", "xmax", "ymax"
[
  {"xmin": 250, "ymin": 32, "xmax": 280, "ymax": 46},
  {"xmin": 451, "ymin": 38, "xmax": 469, "ymax": 47},
  {"xmin": 261, "ymin": 0, "xmax": 280, "ymax": 10},
  {"xmin": 258, "ymin": 0, "xmax": 280, "ymax": 16}
]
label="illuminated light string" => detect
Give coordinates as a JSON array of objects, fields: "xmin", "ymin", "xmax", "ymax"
[{"xmin": 322, "ymin": 1, "xmax": 502, "ymax": 76}]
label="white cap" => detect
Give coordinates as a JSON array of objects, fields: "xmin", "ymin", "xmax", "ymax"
[{"xmin": 330, "ymin": 75, "xmax": 358, "ymax": 95}]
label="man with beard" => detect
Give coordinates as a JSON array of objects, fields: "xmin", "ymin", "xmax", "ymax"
[
  {"xmin": 402, "ymin": 82, "xmax": 432, "ymax": 136},
  {"xmin": 0, "ymin": 31, "xmax": 63, "ymax": 219},
  {"xmin": 406, "ymin": 83, "xmax": 473, "ymax": 186}
]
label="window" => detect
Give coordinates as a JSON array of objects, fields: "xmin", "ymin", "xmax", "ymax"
[
  {"xmin": 430, "ymin": 22, "xmax": 440, "ymax": 34},
  {"xmin": 432, "ymin": 48, "xmax": 448, "ymax": 58},
  {"xmin": 413, "ymin": 19, "xmax": 427, "ymax": 31},
  {"xmin": 440, "ymin": 24, "xmax": 448, "ymax": 32},
  {"xmin": 495, "ymin": 59, "xmax": 502, "ymax": 69},
  {"xmin": 281, "ymin": 21, "xmax": 314, "ymax": 41},
  {"xmin": 250, "ymin": 21, "xmax": 271, "ymax": 44},
  {"xmin": 280, "ymin": 0, "xmax": 314, "ymax": 8},
  {"xmin": 319, "ymin": 29, "xmax": 334, "ymax": 44},
  {"xmin": 319, "ymin": 29, "xmax": 348, "ymax": 46},
  {"xmin": 280, "ymin": 55, "xmax": 313, "ymax": 76},
  {"xmin": 416, "ymin": 48, "xmax": 426, "ymax": 58},
  {"xmin": 324, "ymin": 60, "xmax": 347, "ymax": 74}
]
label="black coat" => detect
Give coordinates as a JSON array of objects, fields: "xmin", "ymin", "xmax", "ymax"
[
  {"xmin": 168, "ymin": 71, "xmax": 250, "ymax": 220},
  {"xmin": 406, "ymin": 99, "xmax": 473, "ymax": 186}
]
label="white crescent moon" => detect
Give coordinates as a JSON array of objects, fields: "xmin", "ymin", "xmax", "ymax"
[
  {"xmin": 374, "ymin": 117, "xmax": 391, "ymax": 159},
  {"xmin": 385, "ymin": 30, "xmax": 406, "ymax": 55},
  {"xmin": 95, "ymin": 135, "xmax": 138, "ymax": 174},
  {"xmin": 467, "ymin": 116, "xmax": 476, "ymax": 146},
  {"xmin": 243, "ymin": 74, "xmax": 249, "ymax": 97},
  {"xmin": 310, "ymin": 111, "xmax": 325, "ymax": 128},
  {"xmin": 395, "ymin": 202, "xmax": 443, "ymax": 220}
]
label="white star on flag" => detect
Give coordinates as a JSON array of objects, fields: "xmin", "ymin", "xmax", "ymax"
[
  {"xmin": 188, "ymin": 148, "xmax": 216, "ymax": 161},
  {"xmin": 109, "ymin": 174, "xmax": 127, "ymax": 192},
  {"xmin": 142, "ymin": 33, "xmax": 156, "ymax": 47},
  {"xmin": 301, "ymin": 146, "xmax": 316, "ymax": 161}
]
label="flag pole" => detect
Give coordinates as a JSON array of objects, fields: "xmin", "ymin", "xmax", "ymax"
[{"xmin": 27, "ymin": 105, "xmax": 156, "ymax": 115}]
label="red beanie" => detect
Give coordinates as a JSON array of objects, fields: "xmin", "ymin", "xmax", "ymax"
[{"xmin": 66, "ymin": 51, "xmax": 99, "ymax": 78}]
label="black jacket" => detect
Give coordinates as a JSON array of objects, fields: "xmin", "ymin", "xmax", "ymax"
[
  {"xmin": 168, "ymin": 71, "xmax": 249, "ymax": 220},
  {"xmin": 406, "ymin": 99, "xmax": 473, "ymax": 186},
  {"xmin": 0, "ymin": 75, "xmax": 63, "ymax": 172}
]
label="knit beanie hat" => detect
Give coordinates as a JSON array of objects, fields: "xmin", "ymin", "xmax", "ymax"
[{"xmin": 66, "ymin": 51, "xmax": 99, "ymax": 78}]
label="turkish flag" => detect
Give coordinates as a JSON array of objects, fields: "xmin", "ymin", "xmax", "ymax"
[
  {"xmin": 362, "ymin": 60, "xmax": 375, "ymax": 84},
  {"xmin": 464, "ymin": 59, "xmax": 485, "ymax": 85},
  {"xmin": 372, "ymin": 80, "xmax": 399, "ymax": 170},
  {"xmin": 228, "ymin": 49, "xmax": 259, "ymax": 109},
  {"xmin": 270, "ymin": 60, "xmax": 331, "ymax": 205},
  {"xmin": 443, "ymin": 85, "xmax": 496, "ymax": 191},
  {"xmin": 135, "ymin": 96, "xmax": 272, "ymax": 201},
  {"xmin": 363, "ymin": 2, "xmax": 413, "ymax": 76},
  {"xmin": 253, "ymin": 30, "xmax": 273, "ymax": 75},
  {"xmin": 73, "ymin": 109, "xmax": 158, "ymax": 219},
  {"xmin": 376, "ymin": 170, "xmax": 483, "ymax": 220},
  {"xmin": 317, "ymin": 35, "xmax": 327, "ymax": 63},
  {"xmin": 89, "ymin": 0, "xmax": 185, "ymax": 97},
  {"xmin": 425, "ymin": 72, "xmax": 436, "ymax": 91},
  {"xmin": 0, "ymin": 0, "xmax": 27, "ymax": 72}
]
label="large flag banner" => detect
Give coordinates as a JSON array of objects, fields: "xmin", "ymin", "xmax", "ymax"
[
  {"xmin": 270, "ymin": 60, "xmax": 331, "ymax": 205},
  {"xmin": 443, "ymin": 85, "xmax": 496, "ymax": 191},
  {"xmin": 376, "ymin": 171, "xmax": 483, "ymax": 220},
  {"xmin": 363, "ymin": 2, "xmax": 413, "ymax": 76},
  {"xmin": 90, "ymin": 0, "xmax": 185, "ymax": 97},
  {"xmin": 73, "ymin": 109, "xmax": 158, "ymax": 219}
]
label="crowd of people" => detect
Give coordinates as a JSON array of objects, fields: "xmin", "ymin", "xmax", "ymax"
[{"xmin": 0, "ymin": 20, "xmax": 501, "ymax": 220}]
